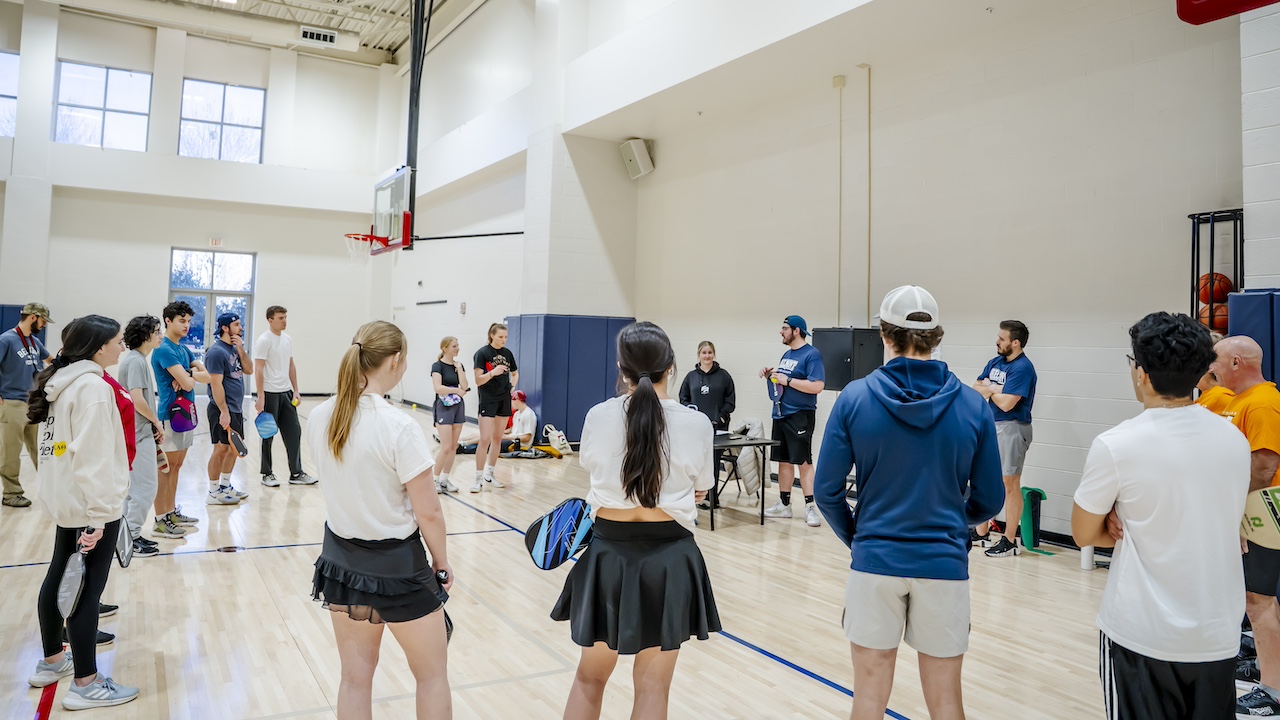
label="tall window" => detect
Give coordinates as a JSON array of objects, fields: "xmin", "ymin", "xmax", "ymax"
[
  {"xmin": 55, "ymin": 61, "xmax": 151, "ymax": 151},
  {"xmin": 179, "ymin": 79, "xmax": 265, "ymax": 163},
  {"xmin": 0, "ymin": 52, "xmax": 17, "ymax": 138},
  {"xmin": 169, "ymin": 249, "xmax": 255, "ymax": 363}
]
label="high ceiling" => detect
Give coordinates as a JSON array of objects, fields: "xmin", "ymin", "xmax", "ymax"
[{"xmin": 177, "ymin": 0, "xmax": 431, "ymax": 53}]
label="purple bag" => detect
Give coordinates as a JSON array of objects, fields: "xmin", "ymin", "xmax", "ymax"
[{"xmin": 168, "ymin": 396, "xmax": 198, "ymax": 433}]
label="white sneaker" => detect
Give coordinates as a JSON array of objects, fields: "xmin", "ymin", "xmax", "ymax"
[
  {"xmin": 484, "ymin": 476, "xmax": 505, "ymax": 489},
  {"xmin": 763, "ymin": 501, "xmax": 792, "ymax": 519},
  {"xmin": 805, "ymin": 503, "xmax": 822, "ymax": 527},
  {"xmin": 470, "ymin": 477, "xmax": 484, "ymax": 493},
  {"xmin": 62, "ymin": 674, "xmax": 139, "ymax": 710},
  {"xmin": 29, "ymin": 650, "xmax": 74, "ymax": 687},
  {"xmin": 206, "ymin": 486, "xmax": 240, "ymax": 505},
  {"xmin": 261, "ymin": 474, "xmax": 280, "ymax": 488},
  {"xmin": 439, "ymin": 477, "xmax": 459, "ymax": 493},
  {"xmin": 436, "ymin": 479, "xmax": 446, "ymax": 494}
]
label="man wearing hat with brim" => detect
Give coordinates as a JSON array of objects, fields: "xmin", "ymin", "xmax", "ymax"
[
  {"xmin": 814, "ymin": 285, "xmax": 1004, "ymax": 720},
  {"xmin": 204, "ymin": 312, "xmax": 253, "ymax": 505},
  {"xmin": 760, "ymin": 314, "xmax": 827, "ymax": 527},
  {"xmin": 0, "ymin": 303, "xmax": 54, "ymax": 507}
]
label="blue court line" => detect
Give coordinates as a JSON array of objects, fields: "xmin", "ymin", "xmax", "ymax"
[
  {"xmin": 0, "ymin": 528, "xmax": 517, "ymax": 570},
  {"xmin": 442, "ymin": 494, "xmax": 909, "ymax": 720}
]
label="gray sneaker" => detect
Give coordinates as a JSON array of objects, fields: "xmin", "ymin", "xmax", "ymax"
[
  {"xmin": 169, "ymin": 506, "xmax": 198, "ymax": 525},
  {"xmin": 288, "ymin": 473, "xmax": 318, "ymax": 485},
  {"xmin": 62, "ymin": 674, "xmax": 139, "ymax": 710},
  {"xmin": 28, "ymin": 650, "xmax": 74, "ymax": 687},
  {"xmin": 152, "ymin": 516, "xmax": 189, "ymax": 538},
  {"xmin": 261, "ymin": 473, "xmax": 280, "ymax": 488}
]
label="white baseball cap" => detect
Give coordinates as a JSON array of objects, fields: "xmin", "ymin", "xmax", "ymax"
[{"xmin": 877, "ymin": 285, "xmax": 940, "ymax": 330}]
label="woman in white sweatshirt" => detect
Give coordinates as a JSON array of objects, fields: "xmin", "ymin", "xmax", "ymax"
[{"xmin": 25, "ymin": 315, "xmax": 140, "ymax": 710}]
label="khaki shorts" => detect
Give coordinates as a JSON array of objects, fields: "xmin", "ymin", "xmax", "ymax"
[
  {"xmin": 160, "ymin": 421, "xmax": 195, "ymax": 453},
  {"xmin": 842, "ymin": 569, "xmax": 970, "ymax": 658}
]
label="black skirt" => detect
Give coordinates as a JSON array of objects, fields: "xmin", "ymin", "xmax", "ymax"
[
  {"xmin": 312, "ymin": 525, "xmax": 445, "ymax": 624},
  {"xmin": 551, "ymin": 518, "xmax": 720, "ymax": 654}
]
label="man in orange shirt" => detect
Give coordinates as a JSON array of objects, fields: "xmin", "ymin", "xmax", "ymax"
[
  {"xmin": 1197, "ymin": 373, "xmax": 1234, "ymax": 414},
  {"xmin": 1210, "ymin": 336, "xmax": 1280, "ymax": 717}
]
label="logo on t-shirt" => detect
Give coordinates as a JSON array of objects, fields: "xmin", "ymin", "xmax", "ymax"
[
  {"xmin": 988, "ymin": 367, "xmax": 1008, "ymax": 385},
  {"xmin": 778, "ymin": 358, "xmax": 800, "ymax": 375}
]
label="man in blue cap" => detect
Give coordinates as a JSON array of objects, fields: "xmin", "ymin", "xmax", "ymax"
[
  {"xmin": 204, "ymin": 312, "xmax": 253, "ymax": 504},
  {"xmin": 760, "ymin": 314, "xmax": 826, "ymax": 527}
]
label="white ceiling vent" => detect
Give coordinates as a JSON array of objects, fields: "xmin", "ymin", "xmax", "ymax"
[{"xmin": 298, "ymin": 26, "xmax": 338, "ymax": 47}]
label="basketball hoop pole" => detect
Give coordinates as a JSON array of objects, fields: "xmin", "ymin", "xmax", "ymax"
[{"xmin": 403, "ymin": 0, "xmax": 437, "ymax": 252}]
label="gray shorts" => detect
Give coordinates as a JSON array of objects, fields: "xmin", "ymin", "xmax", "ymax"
[
  {"xmin": 160, "ymin": 420, "xmax": 195, "ymax": 452},
  {"xmin": 995, "ymin": 421, "xmax": 1032, "ymax": 476},
  {"xmin": 434, "ymin": 399, "xmax": 466, "ymax": 426},
  {"xmin": 842, "ymin": 569, "xmax": 970, "ymax": 657}
]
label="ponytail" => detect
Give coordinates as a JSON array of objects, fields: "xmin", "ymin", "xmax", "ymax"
[
  {"xmin": 616, "ymin": 321, "xmax": 676, "ymax": 508},
  {"xmin": 327, "ymin": 321, "xmax": 406, "ymax": 461},
  {"xmin": 28, "ymin": 315, "xmax": 121, "ymax": 424}
]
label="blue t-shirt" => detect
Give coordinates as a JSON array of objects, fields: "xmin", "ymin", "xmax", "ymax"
[
  {"xmin": 0, "ymin": 329, "xmax": 50, "ymax": 401},
  {"xmin": 152, "ymin": 337, "xmax": 196, "ymax": 421},
  {"xmin": 205, "ymin": 340, "xmax": 245, "ymax": 414},
  {"xmin": 774, "ymin": 343, "xmax": 826, "ymax": 419},
  {"xmin": 977, "ymin": 353, "xmax": 1037, "ymax": 424}
]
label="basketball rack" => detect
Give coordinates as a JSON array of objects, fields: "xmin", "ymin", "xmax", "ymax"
[{"xmin": 1189, "ymin": 209, "xmax": 1244, "ymax": 327}]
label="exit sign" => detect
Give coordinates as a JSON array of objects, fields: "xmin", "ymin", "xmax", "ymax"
[{"xmin": 1178, "ymin": 0, "xmax": 1280, "ymax": 24}]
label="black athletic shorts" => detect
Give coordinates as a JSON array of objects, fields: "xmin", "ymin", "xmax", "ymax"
[
  {"xmin": 1099, "ymin": 632, "xmax": 1234, "ymax": 720},
  {"xmin": 207, "ymin": 403, "xmax": 244, "ymax": 446},
  {"xmin": 772, "ymin": 410, "xmax": 816, "ymax": 465},
  {"xmin": 478, "ymin": 394, "xmax": 512, "ymax": 418},
  {"xmin": 1245, "ymin": 540, "xmax": 1280, "ymax": 596}
]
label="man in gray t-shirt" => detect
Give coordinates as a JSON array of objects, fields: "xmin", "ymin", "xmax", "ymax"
[
  {"xmin": 118, "ymin": 315, "xmax": 170, "ymax": 552},
  {"xmin": 0, "ymin": 303, "xmax": 53, "ymax": 507}
]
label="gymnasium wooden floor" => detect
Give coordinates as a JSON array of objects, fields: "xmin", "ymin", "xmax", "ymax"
[{"xmin": 1, "ymin": 398, "xmax": 1109, "ymax": 719}]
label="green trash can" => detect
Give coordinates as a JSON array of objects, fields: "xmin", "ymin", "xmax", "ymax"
[{"xmin": 1020, "ymin": 487, "xmax": 1047, "ymax": 549}]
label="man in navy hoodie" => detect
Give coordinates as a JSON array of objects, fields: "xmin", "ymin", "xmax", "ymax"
[{"xmin": 815, "ymin": 285, "xmax": 1004, "ymax": 720}]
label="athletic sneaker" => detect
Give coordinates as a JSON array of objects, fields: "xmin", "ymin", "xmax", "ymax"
[
  {"xmin": 62, "ymin": 674, "xmax": 139, "ymax": 710},
  {"xmin": 984, "ymin": 536, "xmax": 1020, "ymax": 558},
  {"xmin": 484, "ymin": 476, "xmax": 505, "ymax": 489},
  {"xmin": 152, "ymin": 516, "xmax": 188, "ymax": 538},
  {"xmin": 63, "ymin": 629, "xmax": 114, "ymax": 647},
  {"xmin": 438, "ymin": 477, "xmax": 459, "ymax": 493},
  {"xmin": 261, "ymin": 473, "xmax": 280, "ymax": 488},
  {"xmin": 1236, "ymin": 686, "xmax": 1280, "ymax": 716},
  {"xmin": 169, "ymin": 507, "xmax": 198, "ymax": 525},
  {"xmin": 1240, "ymin": 633, "xmax": 1258, "ymax": 661},
  {"xmin": 289, "ymin": 472, "xmax": 318, "ymax": 485},
  {"xmin": 969, "ymin": 528, "xmax": 990, "ymax": 547},
  {"xmin": 206, "ymin": 485, "xmax": 240, "ymax": 505},
  {"xmin": 804, "ymin": 504, "xmax": 821, "ymax": 527},
  {"xmin": 1238, "ymin": 657, "xmax": 1262, "ymax": 692},
  {"xmin": 132, "ymin": 539, "xmax": 159, "ymax": 558},
  {"xmin": 470, "ymin": 477, "xmax": 485, "ymax": 493},
  {"xmin": 28, "ymin": 650, "xmax": 74, "ymax": 687},
  {"xmin": 763, "ymin": 501, "xmax": 792, "ymax": 519},
  {"xmin": 228, "ymin": 485, "xmax": 249, "ymax": 500},
  {"xmin": 98, "ymin": 602, "xmax": 118, "ymax": 618}
]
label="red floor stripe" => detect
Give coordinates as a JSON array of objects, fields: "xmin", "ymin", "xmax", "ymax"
[{"xmin": 34, "ymin": 684, "xmax": 56, "ymax": 720}]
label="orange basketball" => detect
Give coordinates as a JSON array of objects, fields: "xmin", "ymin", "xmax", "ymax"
[
  {"xmin": 1198, "ymin": 303, "xmax": 1229, "ymax": 332},
  {"xmin": 1198, "ymin": 273, "xmax": 1233, "ymax": 304}
]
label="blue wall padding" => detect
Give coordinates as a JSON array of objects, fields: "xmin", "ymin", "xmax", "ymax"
[
  {"xmin": 506, "ymin": 314, "xmax": 633, "ymax": 443},
  {"xmin": 0, "ymin": 305, "xmax": 48, "ymax": 344},
  {"xmin": 1228, "ymin": 290, "xmax": 1275, "ymax": 382}
]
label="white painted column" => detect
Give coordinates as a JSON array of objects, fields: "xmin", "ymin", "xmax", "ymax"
[
  {"xmin": 1243, "ymin": 6, "xmax": 1280, "ymax": 286},
  {"xmin": 147, "ymin": 27, "xmax": 185, "ymax": 156},
  {"xmin": 0, "ymin": 1, "xmax": 57, "ymax": 303},
  {"xmin": 263, "ymin": 48, "xmax": 298, "ymax": 167}
]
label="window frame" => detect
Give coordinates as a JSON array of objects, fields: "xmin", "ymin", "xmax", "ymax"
[
  {"xmin": 178, "ymin": 77, "xmax": 267, "ymax": 164},
  {"xmin": 0, "ymin": 50, "xmax": 18, "ymax": 138},
  {"xmin": 167, "ymin": 247, "xmax": 257, "ymax": 363},
  {"xmin": 53, "ymin": 59, "xmax": 152, "ymax": 151}
]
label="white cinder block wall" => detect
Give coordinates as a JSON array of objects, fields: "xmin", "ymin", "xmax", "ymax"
[
  {"xmin": 635, "ymin": 3, "xmax": 1243, "ymax": 535},
  {"xmin": 1243, "ymin": 4, "xmax": 1280, "ymax": 287}
]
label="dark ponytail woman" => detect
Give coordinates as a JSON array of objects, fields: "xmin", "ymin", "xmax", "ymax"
[
  {"xmin": 551, "ymin": 321, "xmax": 721, "ymax": 720},
  {"xmin": 27, "ymin": 315, "xmax": 141, "ymax": 709}
]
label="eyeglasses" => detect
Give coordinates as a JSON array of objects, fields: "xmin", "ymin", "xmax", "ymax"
[{"xmin": 1126, "ymin": 354, "xmax": 1139, "ymax": 369}]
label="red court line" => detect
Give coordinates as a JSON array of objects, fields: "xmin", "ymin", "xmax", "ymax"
[{"xmin": 35, "ymin": 683, "xmax": 56, "ymax": 720}]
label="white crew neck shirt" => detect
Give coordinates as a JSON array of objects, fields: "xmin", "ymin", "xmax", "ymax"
[
  {"xmin": 1074, "ymin": 404, "xmax": 1249, "ymax": 662},
  {"xmin": 307, "ymin": 394, "xmax": 435, "ymax": 540},
  {"xmin": 580, "ymin": 396, "xmax": 714, "ymax": 531},
  {"xmin": 253, "ymin": 330, "xmax": 294, "ymax": 393}
]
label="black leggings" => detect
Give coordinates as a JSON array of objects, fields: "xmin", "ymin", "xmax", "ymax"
[{"xmin": 37, "ymin": 520, "xmax": 119, "ymax": 678}]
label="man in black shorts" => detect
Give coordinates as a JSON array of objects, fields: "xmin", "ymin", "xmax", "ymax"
[
  {"xmin": 761, "ymin": 315, "xmax": 826, "ymax": 527},
  {"xmin": 205, "ymin": 313, "xmax": 252, "ymax": 504},
  {"xmin": 472, "ymin": 323, "xmax": 518, "ymax": 492}
]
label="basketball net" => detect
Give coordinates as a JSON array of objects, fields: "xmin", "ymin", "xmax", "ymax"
[{"xmin": 345, "ymin": 233, "xmax": 385, "ymax": 265}]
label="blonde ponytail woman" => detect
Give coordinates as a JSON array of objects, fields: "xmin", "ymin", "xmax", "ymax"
[
  {"xmin": 307, "ymin": 320, "xmax": 453, "ymax": 720},
  {"xmin": 431, "ymin": 336, "xmax": 469, "ymax": 493}
]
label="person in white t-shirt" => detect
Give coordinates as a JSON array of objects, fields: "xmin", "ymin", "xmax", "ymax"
[
  {"xmin": 307, "ymin": 320, "xmax": 453, "ymax": 719},
  {"xmin": 1072, "ymin": 312, "xmax": 1250, "ymax": 720},
  {"xmin": 551, "ymin": 321, "xmax": 720, "ymax": 719},
  {"xmin": 506, "ymin": 390, "xmax": 536, "ymax": 450},
  {"xmin": 254, "ymin": 306, "xmax": 315, "ymax": 487}
]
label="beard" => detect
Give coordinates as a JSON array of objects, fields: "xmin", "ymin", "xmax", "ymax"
[{"xmin": 997, "ymin": 346, "xmax": 1012, "ymax": 358}]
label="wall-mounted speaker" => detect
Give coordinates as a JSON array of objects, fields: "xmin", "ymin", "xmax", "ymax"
[{"xmin": 620, "ymin": 139, "xmax": 654, "ymax": 179}]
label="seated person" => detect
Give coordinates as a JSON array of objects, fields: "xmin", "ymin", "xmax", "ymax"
[{"xmin": 506, "ymin": 391, "xmax": 537, "ymax": 450}]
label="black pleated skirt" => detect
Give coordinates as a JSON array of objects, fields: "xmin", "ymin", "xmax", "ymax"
[
  {"xmin": 551, "ymin": 518, "xmax": 720, "ymax": 654},
  {"xmin": 312, "ymin": 525, "xmax": 445, "ymax": 624}
]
